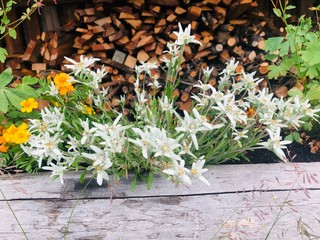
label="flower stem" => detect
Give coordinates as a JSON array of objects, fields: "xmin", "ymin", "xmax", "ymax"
[
  {"xmin": 64, "ymin": 178, "xmax": 93, "ymax": 240},
  {"xmin": 0, "ymin": 188, "xmax": 29, "ymax": 240}
]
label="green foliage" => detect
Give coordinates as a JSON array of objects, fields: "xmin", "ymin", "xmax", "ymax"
[
  {"xmin": 264, "ymin": 1, "xmax": 320, "ymax": 122},
  {"xmin": 0, "ymin": 68, "xmax": 40, "ymax": 113}
]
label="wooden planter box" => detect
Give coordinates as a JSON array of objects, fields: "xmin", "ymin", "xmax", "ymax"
[{"xmin": 1, "ymin": 162, "xmax": 320, "ymax": 239}]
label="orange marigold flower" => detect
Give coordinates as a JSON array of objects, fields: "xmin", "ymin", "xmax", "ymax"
[
  {"xmin": 20, "ymin": 98, "xmax": 39, "ymax": 113},
  {"xmin": 54, "ymin": 72, "xmax": 74, "ymax": 95},
  {"xmin": 82, "ymin": 105, "xmax": 95, "ymax": 115},
  {"xmin": 0, "ymin": 144, "xmax": 9, "ymax": 153},
  {"xmin": 2, "ymin": 123, "xmax": 30, "ymax": 144}
]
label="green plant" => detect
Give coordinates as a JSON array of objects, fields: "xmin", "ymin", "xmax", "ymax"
[
  {"xmin": 264, "ymin": 1, "xmax": 320, "ymax": 100},
  {"xmin": 10, "ymin": 23, "xmax": 317, "ymax": 188}
]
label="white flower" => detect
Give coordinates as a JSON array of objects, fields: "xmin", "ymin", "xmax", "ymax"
[
  {"xmin": 135, "ymin": 62, "xmax": 158, "ymax": 76},
  {"xmin": 45, "ymin": 82, "xmax": 59, "ymax": 96},
  {"xmin": 202, "ymin": 66, "xmax": 215, "ymax": 79},
  {"xmin": 100, "ymin": 129, "xmax": 126, "ymax": 153},
  {"xmin": 240, "ymin": 70, "xmax": 263, "ymax": 90},
  {"xmin": 159, "ymin": 95, "xmax": 173, "ymax": 112},
  {"xmin": 64, "ymin": 55, "xmax": 100, "ymax": 75},
  {"xmin": 232, "ymin": 129, "xmax": 249, "ymax": 141},
  {"xmin": 220, "ymin": 58, "xmax": 239, "ymax": 76},
  {"xmin": 176, "ymin": 110, "xmax": 212, "ymax": 150},
  {"xmin": 42, "ymin": 162, "xmax": 67, "ymax": 184},
  {"xmin": 22, "ymin": 132, "xmax": 63, "ymax": 167},
  {"xmin": 178, "ymin": 140, "xmax": 196, "ymax": 158},
  {"xmin": 80, "ymin": 118, "xmax": 96, "ymax": 145},
  {"xmin": 173, "ymin": 23, "xmax": 201, "ymax": 46},
  {"xmin": 257, "ymin": 127, "xmax": 291, "ymax": 161},
  {"xmin": 190, "ymin": 157, "xmax": 210, "ymax": 186},
  {"xmin": 40, "ymin": 107, "xmax": 64, "ymax": 132},
  {"xmin": 83, "ymin": 145, "xmax": 113, "ymax": 186},
  {"xmin": 129, "ymin": 128, "xmax": 155, "ymax": 159},
  {"xmin": 163, "ymin": 160, "xmax": 191, "ymax": 186},
  {"xmin": 152, "ymin": 128, "xmax": 182, "ymax": 161}
]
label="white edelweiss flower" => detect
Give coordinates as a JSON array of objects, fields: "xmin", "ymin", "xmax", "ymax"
[
  {"xmin": 79, "ymin": 118, "xmax": 96, "ymax": 145},
  {"xmin": 152, "ymin": 128, "xmax": 182, "ymax": 161},
  {"xmin": 202, "ymin": 66, "xmax": 215, "ymax": 79},
  {"xmin": 220, "ymin": 58, "xmax": 239, "ymax": 76},
  {"xmin": 45, "ymin": 82, "xmax": 59, "ymax": 96},
  {"xmin": 42, "ymin": 162, "xmax": 67, "ymax": 185},
  {"xmin": 173, "ymin": 23, "xmax": 202, "ymax": 46},
  {"xmin": 190, "ymin": 157, "xmax": 210, "ymax": 186},
  {"xmin": 129, "ymin": 128, "xmax": 155, "ymax": 159},
  {"xmin": 83, "ymin": 145, "xmax": 113, "ymax": 186},
  {"xmin": 64, "ymin": 55, "xmax": 100, "ymax": 75},
  {"xmin": 135, "ymin": 61, "xmax": 158, "ymax": 76},
  {"xmin": 159, "ymin": 95, "xmax": 173, "ymax": 112},
  {"xmin": 176, "ymin": 110, "xmax": 212, "ymax": 150},
  {"xmin": 257, "ymin": 127, "xmax": 291, "ymax": 161},
  {"xmin": 232, "ymin": 129, "xmax": 249, "ymax": 141},
  {"xmin": 163, "ymin": 160, "xmax": 191, "ymax": 186}
]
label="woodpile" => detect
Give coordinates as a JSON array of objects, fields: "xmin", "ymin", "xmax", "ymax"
[{"xmin": 3, "ymin": 0, "xmax": 280, "ymax": 110}]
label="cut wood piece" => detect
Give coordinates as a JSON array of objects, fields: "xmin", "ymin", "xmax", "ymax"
[
  {"xmin": 187, "ymin": 6, "xmax": 202, "ymax": 20},
  {"xmin": 174, "ymin": 6, "xmax": 186, "ymax": 15},
  {"xmin": 112, "ymin": 50, "xmax": 127, "ymax": 64},
  {"xmin": 144, "ymin": 42, "xmax": 157, "ymax": 52},
  {"xmin": 194, "ymin": 50, "xmax": 212, "ymax": 60},
  {"xmin": 103, "ymin": 25, "xmax": 116, "ymax": 38},
  {"xmin": 144, "ymin": 17, "xmax": 156, "ymax": 24},
  {"xmin": 136, "ymin": 35, "xmax": 155, "ymax": 48},
  {"xmin": 137, "ymin": 50, "xmax": 150, "ymax": 62},
  {"xmin": 247, "ymin": 50, "xmax": 256, "ymax": 62},
  {"xmin": 156, "ymin": 18, "xmax": 166, "ymax": 27},
  {"xmin": 91, "ymin": 43, "xmax": 114, "ymax": 51},
  {"xmin": 109, "ymin": 32, "xmax": 124, "ymax": 42},
  {"xmin": 179, "ymin": 99, "xmax": 192, "ymax": 112},
  {"xmin": 83, "ymin": 16, "xmax": 96, "ymax": 23},
  {"xmin": 151, "ymin": 6, "xmax": 161, "ymax": 13},
  {"xmin": 32, "ymin": 63, "xmax": 47, "ymax": 73},
  {"xmin": 233, "ymin": 45, "xmax": 245, "ymax": 57},
  {"xmin": 219, "ymin": 24, "xmax": 234, "ymax": 32},
  {"xmin": 116, "ymin": 36, "xmax": 130, "ymax": 46},
  {"xmin": 227, "ymin": 36, "xmax": 238, "ymax": 47},
  {"xmin": 79, "ymin": 31, "xmax": 94, "ymax": 44},
  {"xmin": 126, "ymin": 20, "xmax": 143, "ymax": 30},
  {"xmin": 149, "ymin": 0, "xmax": 179, "ymax": 6},
  {"xmin": 204, "ymin": 0, "xmax": 221, "ymax": 5},
  {"xmin": 112, "ymin": 15, "xmax": 126, "ymax": 30},
  {"xmin": 155, "ymin": 42, "xmax": 165, "ymax": 56},
  {"xmin": 259, "ymin": 62, "xmax": 269, "ymax": 75},
  {"xmin": 220, "ymin": 49, "xmax": 230, "ymax": 62},
  {"xmin": 124, "ymin": 55, "xmax": 137, "ymax": 69},
  {"xmin": 91, "ymin": 25, "xmax": 105, "ymax": 34},
  {"xmin": 141, "ymin": 11, "xmax": 155, "ymax": 17},
  {"xmin": 229, "ymin": 19, "xmax": 249, "ymax": 25},
  {"xmin": 22, "ymin": 40, "xmax": 40, "ymax": 61},
  {"xmin": 214, "ymin": 6, "xmax": 227, "ymax": 17},
  {"xmin": 132, "ymin": 30, "xmax": 146, "ymax": 42},
  {"xmin": 94, "ymin": 17, "xmax": 112, "ymax": 26},
  {"xmin": 101, "ymin": 58, "xmax": 133, "ymax": 74},
  {"xmin": 119, "ymin": 12, "xmax": 138, "ymax": 19}
]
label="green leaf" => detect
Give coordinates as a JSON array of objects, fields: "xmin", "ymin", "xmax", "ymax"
[
  {"xmin": 306, "ymin": 65, "xmax": 320, "ymax": 80},
  {"xmin": 79, "ymin": 170, "xmax": 87, "ymax": 184},
  {"xmin": 22, "ymin": 76, "xmax": 39, "ymax": 85},
  {"xmin": 147, "ymin": 172, "xmax": 154, "ymax": 190},
  {"xmin": 286, "ymin": 5, "xmax": 296, "ymax": 10},
  {"xmin": 273, "ymin": 8, "xmax": 282, "ymax": 18},
  {"xmin": 131, "ymin": 174, "xmax": 138, "ymax": 192},
  {"xmin": 288, "ymin": 87, "xmax": 304, "ymax": 98},
  {"xmin": 285, "ymin": 134, "xmax": 293, "ymax": 142},
  {"xmin": 292, "ymin": 132, "xmax": 300, "ymax": 142},
  {"xmin": 301, "ymin": 41, "xmax": 320, "ymax": 65},
  {"xmin": 3, "ymin": 88, "xmax": 24, "ymax": 110},
  {"xmin": 8, "ymin": 28, "xmax": 16, "ymax": 39},
  {"xmin": 263, "ymin": 37, "xmax": 284, "ymax": 53},
  {"xmin": 267, "ymin": 61, "xmax": 291, "ymax": 79},
  {"xmin": 15, "ymin": 83, "xmax": 38, "ymax": 98},
  {"xmin": 305, "ymin": 85, "xmax": 320, "ymax": 100},
  {"xmin": 0, "ymin": 89, "xmax": 8, "ymax": 113},
  {"xmin": 0, "ymin": 47, "xmax": 8, "ymax": 63},
  {"xmin": 0, "ymin": 68, "xmax": 13, "ymax": 88}
]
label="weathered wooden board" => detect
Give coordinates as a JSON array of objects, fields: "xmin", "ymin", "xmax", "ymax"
[{"xmin": 1, "ymin": 163, "xmax": 320, "ymax": 239}]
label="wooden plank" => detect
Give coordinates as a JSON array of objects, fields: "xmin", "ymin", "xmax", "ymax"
[
  {"xmin": 1, "ymin": 188, "xmax": 320, "ymax": 239},
  {"xmin": 1, "ymin": 163, "xmax": 319, "ymax": 200}
]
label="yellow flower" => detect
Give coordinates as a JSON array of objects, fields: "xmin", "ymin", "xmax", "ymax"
[
  {"xmin": 54, "ymin": 72, "xmax": 74, "ymax": 95},
  {"xmin": 20, "ymin": 98, "xmax": 39, "ymax": 113},
  {"xmin": 2, "ymin": 123, "xmax": 30, "ymax": 144},
  {"xmin": 0, "ymin": 136, "xmax": 9, "ymax": 153},
  {"xmin": 82, "ymin": 105, "xmax": 95, "ymax": 115}
]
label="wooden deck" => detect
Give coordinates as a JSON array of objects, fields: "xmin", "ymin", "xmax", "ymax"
[{"xmin": 1, "ymin": 162, "xmax": 320, "ymax": 240}]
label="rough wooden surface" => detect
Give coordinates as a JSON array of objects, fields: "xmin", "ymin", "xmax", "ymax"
[{"xmin": 1, "ymin": 163, "xmax": 320, "ymax": 239}]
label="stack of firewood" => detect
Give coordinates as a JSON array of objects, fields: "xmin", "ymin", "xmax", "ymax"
[{"xmin": 5, "ymin": 0, "xmax": 279, "ymax": 110}]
